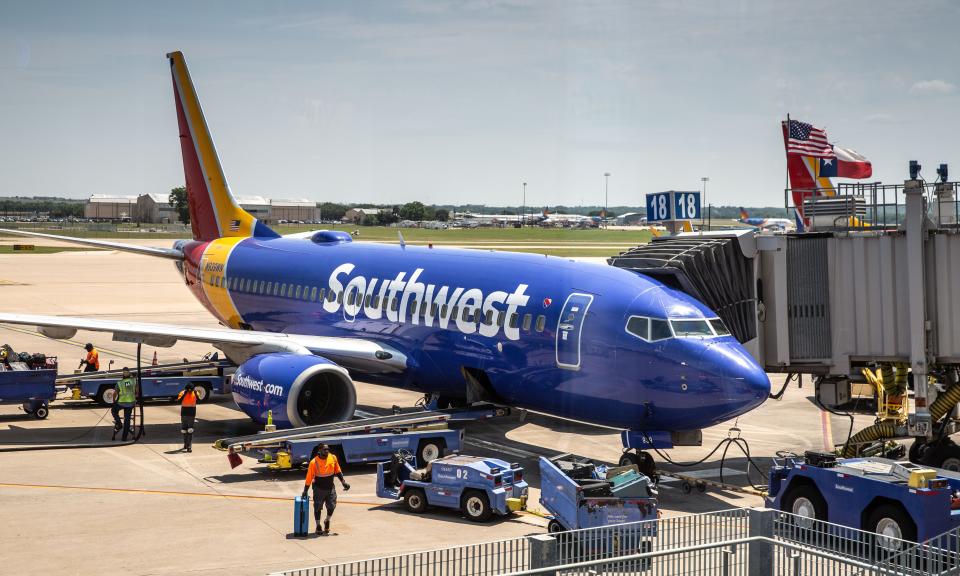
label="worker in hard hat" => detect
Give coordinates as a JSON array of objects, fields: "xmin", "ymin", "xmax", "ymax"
[
  {"xmin": 176, "ymin": 382, "xmax": 199, "ymax": 452},
  {"xmin": 79, "ymin": 343, "xmax": 100, "ymax": 373},
  {"xmin": 111, "ymin": 367, "xmax": 137, "ymax": 441},
  {"xmin": 301, "ymin": 443, "xmax": 350, "ymax": 535}
]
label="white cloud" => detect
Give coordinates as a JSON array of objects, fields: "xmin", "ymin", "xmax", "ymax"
[{"xmin": 909, "ymin": 79, "xmax": 957, "ymax": 95}]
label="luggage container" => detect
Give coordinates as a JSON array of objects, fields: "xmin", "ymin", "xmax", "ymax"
[
  {"xmin": 0, "ymin": 356, "xmax": 58, "ymax": 419},
  {"xmin": 539, "ymin": 455, "xmax": 658, "ymax": 533}
]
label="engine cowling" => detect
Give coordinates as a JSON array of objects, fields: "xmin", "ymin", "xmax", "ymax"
[{"xmin": 231, "ymin": 353, "xmax": 357, "ymax": 429}]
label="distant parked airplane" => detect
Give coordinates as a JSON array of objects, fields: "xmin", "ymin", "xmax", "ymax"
[{"xmin": 738, "ymin": 208, "xmax": 795, "ymax": 231}]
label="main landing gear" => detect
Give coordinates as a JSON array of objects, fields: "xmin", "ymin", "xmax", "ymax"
[{"xmin": 619, "ymin": 449, "xmax": 659, "ymax": 484}]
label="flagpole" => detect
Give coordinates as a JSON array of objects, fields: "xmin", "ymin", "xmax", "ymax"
[{"xmin": 784, "ymin": 113, "xmax": 792, "ymax": 216}]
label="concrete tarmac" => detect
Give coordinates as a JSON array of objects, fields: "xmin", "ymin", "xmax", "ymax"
[{"xmin": 0, "ymin": 247, "xmax": 879, "ymax": 575}]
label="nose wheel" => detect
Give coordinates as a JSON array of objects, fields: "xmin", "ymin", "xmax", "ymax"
[{"xmin": 619, "ymin": 450, "xmax": 659, "ymax": 484}]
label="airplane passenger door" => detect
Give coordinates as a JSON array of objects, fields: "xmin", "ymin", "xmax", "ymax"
[{"xmin": 555, "ymin": 293, "xmax": 594, "ymax": 370}]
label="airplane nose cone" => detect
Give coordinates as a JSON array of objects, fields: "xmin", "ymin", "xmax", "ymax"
[{"xmin": 700, "ymin": 340, "xmax": 770, "ymax": 419}]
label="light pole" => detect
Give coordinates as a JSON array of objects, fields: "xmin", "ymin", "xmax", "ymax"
[
  {"xmin": 604, "ymin": 172, "xmax": 610, "ymax": 228},
  {"xmin": 700, "ymin": 177, "xmax": 709, "ymax": 231},
  {"xmin": 522, "ymin": 182, "xmax": 527, "ymax": 228}
]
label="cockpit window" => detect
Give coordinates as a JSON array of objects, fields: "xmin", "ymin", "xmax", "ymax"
[
  {"xmin": 670, "ymin": 319, "xmax": 713, "ymax": 337},
  {"xmin": 650, "ymin": 319, "xmax": 672, "ymax": 341},
  {"xmin": 709, "ymin": 318, "xmax": 731, "ymax": 336},
  {"xmin": 625, "ymin": 316, "xmax": 649, "ymax": 341},
  {"xmin": 628, "ymin": 316, "xmax": 726, "ymax": 342}
]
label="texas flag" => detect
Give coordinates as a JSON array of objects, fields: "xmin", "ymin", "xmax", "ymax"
[{"xmin": 818, "ymin": 145, "xmax": 872, "ymax": 179}]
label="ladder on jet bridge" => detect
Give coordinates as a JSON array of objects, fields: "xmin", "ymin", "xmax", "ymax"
[{"xmin": 214, "ymin": 404, "xmax": 509, "ymax": 453}]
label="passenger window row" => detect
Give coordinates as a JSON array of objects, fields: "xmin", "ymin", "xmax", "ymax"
[{"xmin": 204, "ymin": 274, "xmax": 549, "ymax": 333}]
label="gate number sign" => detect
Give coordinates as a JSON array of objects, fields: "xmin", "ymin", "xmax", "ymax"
[{"xmin": 646, "ymin": 191, "xmax": 700, "ymax": 222}]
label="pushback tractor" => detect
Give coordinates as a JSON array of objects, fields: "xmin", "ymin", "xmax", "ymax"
[{"xmin": 767, "ymin": 451, "xmax": 960, "ymax": 545}]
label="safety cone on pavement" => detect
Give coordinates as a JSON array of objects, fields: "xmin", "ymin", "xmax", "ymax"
[{"xmin": 151, "ymin": 351, "xmax": 158, "ymax": 366}]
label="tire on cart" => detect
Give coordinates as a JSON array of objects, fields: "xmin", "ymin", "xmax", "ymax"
[
  {"xmin": 192, "ymin": 382, "xmax": 212, "ymax": 403},
  {"xmin": 547, "ymin": 519, "xmax": 566, "ymax": 533},
  {"xmin": 681, "ymin": 481, "xmax": 693, "ymax": 495},
  {"xmin": 417, "ymin": 438, "xmax": 446, "ymax": 464},
  {"xmin": 34, "ymin": 404, "xmax": 49, "ymax": 419},
  {"xmin": 95, "ymin": 385, "xmax": 116, "ymax": 406},
  {"xmin": 403, "ymin": 488, "xmax": 428, "ymax": 514},
  {"xmin": 780, "ymin": 483, "xmax": 828, "ymax": 530},
  {"xmin": 696, "ymin": 482, "xmax": 707, "ymax": 493},
  {"xmin": 866, "ymin": 503, "xmax": 917, "ymax": 552},
  {"xmin": 461, "ymin": 489, "xmax": 493, "ymax": 522}
]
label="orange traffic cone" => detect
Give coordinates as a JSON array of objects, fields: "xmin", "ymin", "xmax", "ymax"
[{"xmin": 151, "ymin": 351, "xmax": 158, "ymax": 366}]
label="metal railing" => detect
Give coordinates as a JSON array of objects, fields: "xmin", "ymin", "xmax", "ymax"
[
  {"xmin": 270, "ymin": 508, "xmax": 960, "ymax": 576},
  {"xmin": 276, "ymin": 536, "xmax": 529, "ymax": 576},
  {"xmin": 785, "ymin": 181, "xmax": 960, "ymax": 232}
]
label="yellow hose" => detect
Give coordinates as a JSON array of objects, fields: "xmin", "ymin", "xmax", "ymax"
[
  {"xmin": 843, "ymin": 422, "xmax": 901, "ymax": 456},
  {"xmin": 930, "ymin": 378, "xmax": 960, "ymax": 421},
  {"xmin": 841, "ymin": 370, "xmax": 960, "ymax": 457}
]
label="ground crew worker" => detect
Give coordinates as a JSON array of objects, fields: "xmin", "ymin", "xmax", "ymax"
[
  {"xmin": 79, "ymin": 343, "xmax": 100, "ymax": 373},
  {"xmin": 111, "ymin": 367, "xmax": 137, "ymax": 441},
  {"xmin": 301, "ymin": 443, "xmax": 350, "ymax": 535},
  {"xmin": 177, "ymin": 382, "xmax": 199, "ymax": 452}
]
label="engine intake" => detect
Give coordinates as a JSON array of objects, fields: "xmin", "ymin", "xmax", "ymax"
[{"xmin": 231, "ymin": 353, "xmax": 356, "ymax": 428}]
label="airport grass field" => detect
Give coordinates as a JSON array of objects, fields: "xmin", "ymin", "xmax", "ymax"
[{"xmin": 0, "ymin": 224, "xmax": 655, "ymax": 257}]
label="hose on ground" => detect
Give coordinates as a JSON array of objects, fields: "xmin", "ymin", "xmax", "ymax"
[{"xmin": 840, "ymin": 370, "xmax": 960, "ymax": 457}]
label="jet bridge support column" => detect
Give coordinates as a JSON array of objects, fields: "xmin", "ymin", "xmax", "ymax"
[{"xmin": 905, "ymin": 178, "xmax": 932, "ymax": 437}]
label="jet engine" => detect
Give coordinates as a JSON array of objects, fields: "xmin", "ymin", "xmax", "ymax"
[{"xmin": 231, "ymin": 353, "xmax": 357, "ymax": 429}]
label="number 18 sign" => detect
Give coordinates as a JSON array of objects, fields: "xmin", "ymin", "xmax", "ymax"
[{"xmin": 646, "ymin": 191, "xmax": 701, "ymax": 222}]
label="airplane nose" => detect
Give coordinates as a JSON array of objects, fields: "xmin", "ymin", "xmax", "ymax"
[{"xmin": 699, "ymin": 340, "xmax": 770, "ymax": 418}]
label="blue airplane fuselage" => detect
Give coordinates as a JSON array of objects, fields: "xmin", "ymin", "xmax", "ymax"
[{"xmin": 181, "ymin": 233, "xmax": 770, "ymax": 434}]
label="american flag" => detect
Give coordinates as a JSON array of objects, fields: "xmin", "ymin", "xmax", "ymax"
[
  {"xmin": 229, "ymin": 219, "xmax": 240, "ymax": 232},
  {"xmin": 785, "ymin": 119, "xmax": 832, "ymax": 158}
]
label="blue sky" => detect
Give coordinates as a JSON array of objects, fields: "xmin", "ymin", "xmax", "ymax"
[{"xmin": 1, "ymin": 1, "xmax": 958, "ymax": 208}]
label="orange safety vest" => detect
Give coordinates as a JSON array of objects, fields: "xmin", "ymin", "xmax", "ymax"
[
  {"xmin": 86, "ymin": 349, "xmax": 99, "ymax": 370},
  {"xmin": 305, "ymin": 453, "xmax": 341, "ymax": 485},
  {"xmin": 177, "ymin": 390, "xmax": 198, "ymax": 408}
]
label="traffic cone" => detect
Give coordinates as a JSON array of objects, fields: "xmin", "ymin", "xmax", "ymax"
[{"xmin": 151, "ymin": 351, "xmax": 158, "ymax": 366}]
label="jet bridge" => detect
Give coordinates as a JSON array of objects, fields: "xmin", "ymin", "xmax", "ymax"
[{"xmin": 610, "ymin": 168, "xmax": 960, "ymax": 463}]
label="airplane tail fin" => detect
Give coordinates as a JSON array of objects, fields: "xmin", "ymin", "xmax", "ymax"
[
  {"xmin": 739, "ymin": 207, "xmax": 749, "ymax": 220},
  {"xmin": 167, "ymin": 52, "xmax": 279, "ymax": 242}
]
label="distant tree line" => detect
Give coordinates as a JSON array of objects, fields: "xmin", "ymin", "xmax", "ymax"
[{"xmin": 0, "ymin": 192, "xmax": 790, "ymax": 224}]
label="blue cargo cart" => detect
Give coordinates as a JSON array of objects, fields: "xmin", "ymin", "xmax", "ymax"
[
  {"xmin": 268, "ymin": 428, "xmax": 463, "ymax": 469},
  {"xmin": 56, "ymin": 358, "xmax": 233, "ymax": 406},
  {"xmin": 376, "ymin": 451, "xmax": 529, "ymax": 522},
  {"xmin": 0, "ymin": 356, "xmax": 58, "ymax": 419},
  {"xmin": 218, "ymin": 404, "xmax": 511, "ymax": 471},
  {"xmin": 539, "ymin": 455, "xmax": 658, "ymax": 533},
  {"xmin": 767, "ymin": 451, "xmax": 960, "ymax": 546},
  {"xmin": 75, "ymin": 374, "xmax": 226, "ymax": 406}
]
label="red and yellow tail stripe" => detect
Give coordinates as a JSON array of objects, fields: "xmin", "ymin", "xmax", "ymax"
[{"xmin": 168, "ymin": 52, "xmax": 273, "ymax": 241}]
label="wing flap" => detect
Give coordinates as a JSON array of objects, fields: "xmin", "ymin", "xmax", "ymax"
[{"xmin": 0, "ymin": 313, "xmax": 407, "ymax": 374}]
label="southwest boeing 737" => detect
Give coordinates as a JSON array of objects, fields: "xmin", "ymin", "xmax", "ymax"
[{"xmin": 0, "ymin": 53, "xmax": 769, "ymax": 466}]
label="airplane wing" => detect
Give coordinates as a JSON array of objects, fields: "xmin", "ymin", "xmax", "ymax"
[
  {"xmin": 0, "ymin": 228, "xmax": 183, "ymax": 260},
  {"xmin": 0, "ymin": 313, "xmax": 407, "ymax": 374}
]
